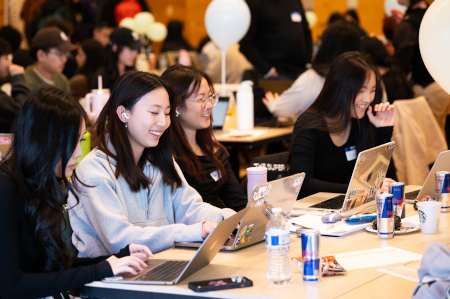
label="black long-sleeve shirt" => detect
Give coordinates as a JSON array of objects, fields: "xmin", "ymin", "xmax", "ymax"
[
  {"xmin": 177, "ymin": 148, "xmax": 247, "ymax": 211},
  {"xmin": 0, "ymin": 74, "xmax": 29, "ymax": 133},
  {"xmin": 0, "ymin": 169, "xmax": 130, "ymax": 299},
  {"xmin": 290, "ymin": 113, "xmax": 393, "ymax": 199},
  {"xmin": 239, "ymin": 0, "xmax": 312, "ymax": 78}
]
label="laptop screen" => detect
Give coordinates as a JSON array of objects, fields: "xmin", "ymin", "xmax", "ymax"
[{"xmin": 211, "ymin": 96, "xmax": 229, "ymax": 129}]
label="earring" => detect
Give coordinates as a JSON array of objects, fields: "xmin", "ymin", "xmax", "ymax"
[{"xmin": 175, "ymin": 107, "xmax": 180, "ymax": 117}]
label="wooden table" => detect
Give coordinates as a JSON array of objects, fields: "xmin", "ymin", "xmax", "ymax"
[
  {"xmin": 80, "ymin": 189, "xmax": 449, "ymax": 299},
  {"xmin": 215, "ymin": 126, "xmax": 293, "ymax": 149}
]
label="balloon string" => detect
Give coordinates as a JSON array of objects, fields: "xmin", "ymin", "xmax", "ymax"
[{"xmin": 221, "ymin": 50, "xmax": 226, "ymax": 96}]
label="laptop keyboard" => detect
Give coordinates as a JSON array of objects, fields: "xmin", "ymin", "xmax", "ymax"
[
  {"xmin": 135, "ymin": 260, "xmax": 189, "ymax": 282},
  {"xmin": 405, "ymin": 190, "xmax": 420, "ymax": 200},
  {"xmin": 309, "ymin": 195, "xmax": 346, "ymax": 210}
]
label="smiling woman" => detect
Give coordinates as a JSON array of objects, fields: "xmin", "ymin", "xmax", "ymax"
[
  {"xmin": 68, "ymin": 71, "xmax": 236, "ymax": 257},
  {"xmin": 161, "ymin": 65, "xmax": 247, "ymax": 212},
  {"xmin": 288, "ymin": 52, "xmax": 396, "ymax": 199}
]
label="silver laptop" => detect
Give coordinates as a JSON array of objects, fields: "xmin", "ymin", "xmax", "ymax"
[
  {"xmin": 212, "ymin": 96, "xmax": 229, "ymax": 131},
  {"xmin": 103, "ymin": 207, "xmax": 248, "ymax": 285},
  {"xmin": 175, "ymin": 173, "xmax": 305, "ymax": 251},
  {"xmin": 0, "ymin": 134, "xmax": 12, "ymax": 162},
  {"xmin": 404, "ymin": 150, "xmax": 450, "ymax": 203},
  {"xmin": 294, "ymin": 142, "xmax": 396, "ymax": 217}
]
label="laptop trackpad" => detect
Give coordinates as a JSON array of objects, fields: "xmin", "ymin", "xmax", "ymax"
[{"xmin": 121, "ymin": 259, "xmax": 167, "ymax": 280}]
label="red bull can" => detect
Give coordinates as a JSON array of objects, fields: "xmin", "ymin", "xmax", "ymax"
[
  {"xmin": 435, "ymin": 171, "xmax": 450, "ymax": 213},
  {"xmin": 300, "ymin": 229, "xmax": 321, "ymax": 282},
  {"xmin": 389, "ymin": 182, "xmax": 405, "ymax": 219},
  {"xmin": 376, "ymin": 193, "xmax": 394, "ymax": 239}
]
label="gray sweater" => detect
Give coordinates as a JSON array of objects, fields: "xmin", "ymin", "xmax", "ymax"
[{"xmin": 68, "ymin": 148, "xmax": 236, "ymax": 257}]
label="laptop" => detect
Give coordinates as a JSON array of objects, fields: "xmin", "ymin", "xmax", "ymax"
[
  {"xmin": 294, "ymin": 142, "xmax": 396, "ymax": 217},
  {"xmin": 0, "ymin": 134, "xmax": 13, "ymax": 161},
  {"xmin": 103, "ymin": 207, "xmax": 248, "ymax": 285},
  {"xmin": 404, "ymin": 150, "xmax": 450, "ymax": 203},
  {"xmin": 211, "ymin": 96, "xmax": 229, "ymax": 130},
  {"xmin": 175, "ymin": 173, "xmax": 305, "ymax": 251}
]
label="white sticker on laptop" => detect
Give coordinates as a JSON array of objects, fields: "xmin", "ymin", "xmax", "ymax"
[
  {"xmin": 345, "ymin": 145, "xmax": 357, "ymax": 161},
  {"xmin": 291, "ymin": 12, "xmax": 302, "ymax": 22}
]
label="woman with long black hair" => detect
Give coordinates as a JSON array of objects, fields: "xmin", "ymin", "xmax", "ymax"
[
  {"xmin": 289, "ymin": 52, "xmax": 396, "ymax": 199},
  {"xmin": 161, "ymin": 65, "xmax": 247, "ymax": 211},
  {"xmin": 69, "ymin": 71, "xmax": 235, "ymax": 257},
  {"xmin": 0, "ymin": 87, "xmax": 152, "ymax": 299}
]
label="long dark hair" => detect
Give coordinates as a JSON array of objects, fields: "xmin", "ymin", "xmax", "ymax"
[
  {"xmin": 77, "ymin": 38, "xmax": 105, "ymax": 86},
  {"xmin": 312, "ymin": 20, "xmax": 361, "ymax": 77},
  {"xmin": 289, "ymin": 52, "xmax": 382, "ymax": 163},
  {"xmin": 93, "ymin": 71, "xmax": 182, "ymax": 192},
  {"xmin": 0, "ymin": 86, "xmax": 88, "ymax": 271},
  {"xmin": 161, "ymin": 65, "xmax": 227, "ymax": 182}
]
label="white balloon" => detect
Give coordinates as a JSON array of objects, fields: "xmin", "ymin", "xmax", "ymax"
[
  {"xmin": 146, "ymin": 22, "xmax": 167, "ymax": 42},
  {"xmin": 119, "ymin": 17, "xmax": 137, "ymax": 32},
  {"xmin": 384, "ymin": 0, "xmax": 407, "ymax": 17},
  {"xmin": 305, "ymin": 11, "xmax": 318, "ymax": 27},
  {"xmin": 134, "ymin": 12, "xmax": 155, "ymax": 34},
  {"xmin": 205, "ymin": 0, "xmax": 251, "ymax": 51},
  {"xmin": 419, "ymin": 0, "xmax": 450, "ymax": 95}
]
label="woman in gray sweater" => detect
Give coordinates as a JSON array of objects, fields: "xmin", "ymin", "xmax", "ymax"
[{"xmin": 68, "ymin": 71, "xmax": 235, "ymax": 257}]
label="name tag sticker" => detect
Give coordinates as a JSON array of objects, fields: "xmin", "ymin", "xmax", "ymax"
[
  {"xmin": 210, "ymin": 170, "xmax": 220, "ymax": 182},
  {"xmin": 345, "ymin": 145, "xmax": 357, "ymax": 161},
  {"xmin": 291, "ymin": 12, "xmax": 302, "ymax": 23}
]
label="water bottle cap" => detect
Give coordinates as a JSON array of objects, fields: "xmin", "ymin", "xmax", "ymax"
[
  {"xmin": 238, "ymin": 80, "xmax": 253, "ymax": 92},
  {"xmin": 272, "ymin": 207, "xmax": 282, "ymax": 214}
]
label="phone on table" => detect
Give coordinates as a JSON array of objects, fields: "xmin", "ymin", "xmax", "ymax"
[{"xmin": 188, "ymin": 276, "xmax": 253, "ymax": 292}]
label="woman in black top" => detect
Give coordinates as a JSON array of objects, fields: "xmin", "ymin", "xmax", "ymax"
[
  {"xmin": 289, "ymin": 52, "xmax": 396, "ymax": 199},
  {"xmin": 161, "ymin": 65, "xmax": 247, "ymax": 211},
  {"xmin": 0, "ymin": 87, "xmax": 152, "ymax": 299}
]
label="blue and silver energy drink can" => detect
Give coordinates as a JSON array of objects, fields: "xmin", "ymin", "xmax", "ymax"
[
  {"xmin": 300, "ymin": 229, "xmax": 321, "ymax": 282},
  {"xmin": 389, "ymin": 182, "xmax": 405, "ymax": 219},
  {"xmin": 376, "ymin": 193, "xmax": 394, "ymax": 239},
  {"xmin": 435, "ymin": 171, "xmax": 450, "ymax": 213}
]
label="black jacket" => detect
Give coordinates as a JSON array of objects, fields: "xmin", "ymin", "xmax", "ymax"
[{"xmin": 0, "ymin": 74, "xmax": 29, "ymax": 133}]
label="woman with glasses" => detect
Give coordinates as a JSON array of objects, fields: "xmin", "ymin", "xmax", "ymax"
[
  {"xmin": 68, "ymin": 71, "xmax": 236, "ymax": 256},
  {"xmin": 161, "ymin": 65, "xmax": 247, "ymax": 211}
]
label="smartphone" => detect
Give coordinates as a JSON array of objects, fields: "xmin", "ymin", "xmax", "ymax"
[{"xmin": 188, "ymin": 277, "xmax": 253, "ymax": 292}]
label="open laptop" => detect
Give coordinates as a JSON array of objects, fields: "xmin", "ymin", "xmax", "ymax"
[
  {"xmin": 175, "ymin": 173, "xmax": 305, "ymax": 251},
  {"xmin": 211, "ymin": 96, "xmax": 229, "ymax": 130},
  {"xmin": 294, "ymin": 142, "xmax": 396, "ymax": 217},
  {"xmin": 103, "ymin": 207, "xmax": 248, "ymax": 285},
  {"xmin": 0, "ymin": 134, "xmax": 12, "ymax": 161},
  {"xmin": 404, "ymin": 150, "xmax": 450, "ymax": 203}
]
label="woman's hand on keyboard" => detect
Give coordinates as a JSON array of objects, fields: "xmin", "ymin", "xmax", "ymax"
[
  {"xmin": 129, "ymin": 243, "xmax": 153, "ymax": 261},
  {"xmin": 107, "ymin": 255, "xmax": 148, "ymax": 275},
  {"xmin": 201, "ymin": 221, "xmax": 218, "ymax": 239}
]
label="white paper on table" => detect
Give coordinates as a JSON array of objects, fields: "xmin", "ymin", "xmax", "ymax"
[
  {"xmin": 225, "ymin": 129, "xmax": 268, "ymax": 138},
  {"xmin": 332, "ymin": 247, "xmax": 422, "ymax": 270},
  {"xmin": 288, "ymin": 214, "xmax": 370, "ymax": 236},
  {"xmin": 377, "ymin": 263, "xmax": 420, "ymax": 282}
]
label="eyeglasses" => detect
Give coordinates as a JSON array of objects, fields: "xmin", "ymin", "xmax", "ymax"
[
  {"xmin": 48, "ymin": 49, "xmax": 69, "ymax": 59},
  {"xmin": 188, "ymin": 93, "xmax": 219, "ymax": 110}
]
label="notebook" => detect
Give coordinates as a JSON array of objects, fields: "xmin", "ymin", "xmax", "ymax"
[
  {"xmin": 175, "ymin": 173, "xmax": 305, "ymax": 251},
  {"xmin": 103, "ymin": 207, "xmax": 248, "ymax": 285},
  {"xmin": 0, "ymin": 134, "xmax": 13, "ymax": 161},
  {"xmin": 404, "ymin": 150, "xmax": 450, "ymax": 203},
  {"xmin": 294, "ymin": 142, "xmax": 396, "ymax": 217}
]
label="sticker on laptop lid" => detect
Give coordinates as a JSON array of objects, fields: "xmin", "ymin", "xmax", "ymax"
[
  {"xmin": 345, "ymin": 145, "xmax": 357, "ymax": 161},
  {"xmin": 385, "ymin": 142, "xmax": 396, "ymax": 150},
  {"xmin": 252, "ymin": 184, "xmax": 272, "ymax": 201},
  {"xmin": 0, "ymin": 137, "xmax": 11, "ymax": 144}
]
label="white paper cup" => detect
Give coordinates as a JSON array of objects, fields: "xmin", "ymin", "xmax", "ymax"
[{"xmin": 417, "ymin": 201, "xmax": 442, "ymax": 234}]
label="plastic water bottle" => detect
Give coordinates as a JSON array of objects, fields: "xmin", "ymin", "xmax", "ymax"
[{"xmin": 265, "ymin": 207, "xmax": 291, "ymax": 284}]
